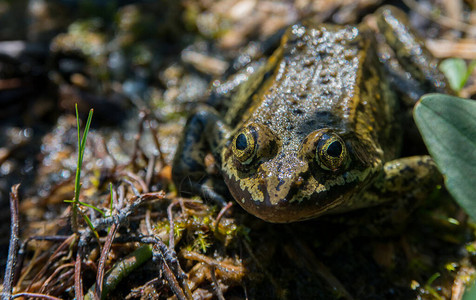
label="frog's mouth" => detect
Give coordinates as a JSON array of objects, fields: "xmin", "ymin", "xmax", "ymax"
[{"xmin": 223, "ymin": 157, "xmax": 371, "ymax": 223}]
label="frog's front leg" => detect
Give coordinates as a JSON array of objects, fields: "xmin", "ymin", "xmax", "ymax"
[
  {"xmin": 366, "ymin": 155, "xmax": 443, "ymax": 220},
  {"xmin": 379, "ymin": 155, "xmax": 442, "ymax": 197},
  {"xmin": 172, "ymin": 107, "xmax": 231, "ymax": 205}
]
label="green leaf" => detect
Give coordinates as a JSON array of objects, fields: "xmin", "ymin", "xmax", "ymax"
[
  {"xmin": 439, "ymin": 58, "xmax": 467, "ymax": 92},
  {"xmin": 464, "ymin": 281, "xmax": 476, "ymax": 300},
  {"xmin": 414, "ymin": 94, "xmax": 476, "ymax": 220}
]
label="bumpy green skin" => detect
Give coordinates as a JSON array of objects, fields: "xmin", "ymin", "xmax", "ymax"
[{"xmin": 172, "ymin": 6, "xmax": 448, "ymax": 223}]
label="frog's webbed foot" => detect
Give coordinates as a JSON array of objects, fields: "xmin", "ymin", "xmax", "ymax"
[
  {"xmin": 172, "ymin": 106, "xmax": 231, "ymax": 206},
  {"xmin": 365, "ymin": 155, "xmax": 442, "ymax": 222},
  {"xmin": 374, "ymin": 6, "xmax": 452, "ymax": 105}
]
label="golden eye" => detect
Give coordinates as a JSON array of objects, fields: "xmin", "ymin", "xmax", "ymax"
[
  {"xmin": 231, "ymin": 123, "xmax": 279, "ymax": 167},
  {"xmin": 316, "ymin": 132, "xmax": 348, "ymax": 171},
  {"xmin": 232, "ymin": 127, "xmax": 257, "ymax": 164}
]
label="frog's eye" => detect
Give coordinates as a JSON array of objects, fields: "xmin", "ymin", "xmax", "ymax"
[
  {"xmin": 316, "ymin": 133, "xmax": 348, "ymax": 171},
  {"xmin": 231, "ymin": 123, "xmax": 278, "ymax": 166},
  {"xmin": 232, "ymin": 127, "xmax": 257, "ymax": 164},
  {"xmin": 300, "ymin": 129, "xmax": 349, "ymax": 172}
]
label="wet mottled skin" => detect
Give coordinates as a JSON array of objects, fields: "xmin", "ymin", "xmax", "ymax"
[{"xmin": 173, "ymin": 6, "xmax": 448, "ymax": 223}]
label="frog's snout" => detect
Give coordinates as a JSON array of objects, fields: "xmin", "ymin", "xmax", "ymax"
[
  {"xmin": 259, "ymin": 157, "xmax": 309, "ymax": 204},
  {"xmin": 224, "ymin": 153, "xmax": 322, "ymax": 222}
]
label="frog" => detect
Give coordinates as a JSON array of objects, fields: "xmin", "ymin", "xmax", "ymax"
[{"xmin": 172, "ymin": 6, "xmax": 449, "ymax": 223}]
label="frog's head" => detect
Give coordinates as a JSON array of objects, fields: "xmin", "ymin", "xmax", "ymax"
[{"xmin": 222, "ymin": 123, "xmax": 382, "ymax": 223}]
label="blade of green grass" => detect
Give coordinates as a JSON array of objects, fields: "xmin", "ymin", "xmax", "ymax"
[
  {"xmin": 71, "ymin": 104, "xmax": 94, "ymax": 233},
  {"xmin": 80, "ymin": 211, "xmax": 100, "ymax": 243},
  {"xmin": 109, "ymin": 183, "xmax": 114, "ymax": 215}
]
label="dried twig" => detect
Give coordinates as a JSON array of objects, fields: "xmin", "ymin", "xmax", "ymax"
[
  {"xmin": 129, "ymin": 111, "xmax": 146, "ymax": 167},
  {"xmin": 156, "ymin": 252, "xmax": 188, "ymax": 300},
  {"xmin": 145, "ymin": 208, "xmax": 153, "ymax": 235},
  {"xmin": 182, "ymin": 250, "xmax": 245, "ymax": 280},
  {"xmin": 150, "ymin": 241, "xmax": 190, "ymax": 300},
  {"xmin": 12, "ymin": 292, "xmax": 63, "ymax": 300},
  {"xmin": 25, "ymin": 235, "xmax": 77, "ymax": 292},
  {"xmin": 21, "ymin": 235, "xmax": 72, "ymax": 245},
  {"xmin": 141, "ymin": 236, "xmax": 192, "ymax": 299},
  {"xmin": 50, "ymin": 268, "xmax": 75, "ymax": 295},
  {"xmin": 16, "ymin": 235, "xmax": 72, "ymax": 281},
  {"xmin": 145, "ymin": 154, "xmax": 157, "ymax": 189},
  {"xmin": 122, "ymin": 172, "xmax": 148, "ymax": 194},
  {"xmin": 210, "ymin": 266, "xmax": 225, "ymax": 300},
  {"xmin": 101, "ymin": 135, "xmax": 117, "ymax": 169},
  {"xmin": 214, "ymin": 201, "xmax": 233, "ymax": 231},
  {"xmin": 147, "ymin": 117, "xmax": 166, "ymax": 166},
  {"xmin": 75, "ymin": 245, "xmax": 84, "ymax": 300},
  {"xmin": 39, "ymin": 263, "xmax": 75, "ymax": 294},
  {"xmin": 167, "ymin": 201, "xmax": 179, "ymax": 251},
  {"xmin": 95, "ymin": 222, "xmax": 119, "ymax": 299},
  {"xmin": 117, "ymin": 184, "xmax": 126, "ymax": 209},
  {"xmin": 88, "ymin": 191, "xmax": 165, "ymax": 235},
  {"xmin": 2, "ymin": 184, "xmax": 21, "ymax": 300}
]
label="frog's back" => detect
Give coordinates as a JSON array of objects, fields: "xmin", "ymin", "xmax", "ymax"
[{"xmin": 231, "ymin": 21, "xmax": 400, "ymax": 161}]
